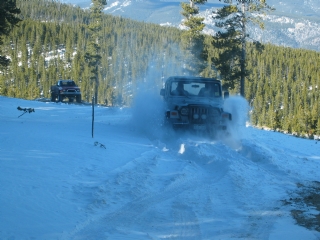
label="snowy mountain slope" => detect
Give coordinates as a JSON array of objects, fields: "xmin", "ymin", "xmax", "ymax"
[
  {"xmin": 62, "ymin": 0, "xmax": 320, "ymax": 51},
  {"xmin": 0, "ymin": 93, "xmax": 319, "ymax": 239}
]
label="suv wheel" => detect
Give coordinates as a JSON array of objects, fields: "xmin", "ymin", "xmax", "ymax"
[
  {"xmin": 76, "ymin": 95, "xmax": 82, "ymax": 103},
  {"xmin": 58, "ymin": 94, "xmax": 63, "ymax": 102},
  {"xmin": 51, "ymin": 93, "xmax": 56, "ymax": 102}
]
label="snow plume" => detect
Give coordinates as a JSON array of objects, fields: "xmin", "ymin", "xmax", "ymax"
[
  {"xmin": 130, "ymin": 80, "xmax": 166, "ymax": 140},
  {"xmin": 130, "ymin": 51, "xmax": 185, "ymax": 140},
  {"xmin": 223, "ymin": 95, "xmax": 250, "ymax": 142}
]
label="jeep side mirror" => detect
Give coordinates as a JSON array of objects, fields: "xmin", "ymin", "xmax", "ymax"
[
  {"xmin": 160, "ymin": 89, "xmax": 165, "ymax": 96},
  {"xmin": 224, "ymin": 91, "xmax": 229, "ymax": 99}
]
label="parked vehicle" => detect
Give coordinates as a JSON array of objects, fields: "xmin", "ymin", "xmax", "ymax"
[{"xmin": 51, "ymin": 80, "xmax": 81, "ymax": 103}]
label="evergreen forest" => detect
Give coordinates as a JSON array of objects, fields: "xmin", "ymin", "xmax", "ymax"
[{"xmin": 0, "ymin": 0, "xmax": 319, "ymax": 137}]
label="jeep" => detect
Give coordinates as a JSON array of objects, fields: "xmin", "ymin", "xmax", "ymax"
[{"xmin": 160, "ymin": 76, "xmax": 232, "ymax": 138}]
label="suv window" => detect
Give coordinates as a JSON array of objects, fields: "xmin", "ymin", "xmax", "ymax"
[{"xmin": 59, "ymin": 81, "xmax": 75, "ymax": 87}]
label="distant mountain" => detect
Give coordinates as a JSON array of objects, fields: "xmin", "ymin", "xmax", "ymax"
[{"xmin": 62, "ymin": 0, "xmax": 320, "ymax": 51}]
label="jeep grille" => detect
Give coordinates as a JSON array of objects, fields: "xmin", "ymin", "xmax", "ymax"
[{"xmin": 188, "ymin": 106, "xmax": 220, "ymax": 124}]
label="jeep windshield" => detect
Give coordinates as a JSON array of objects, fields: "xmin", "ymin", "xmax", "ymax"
[{"xmin": 170, "ymin": 81, "xmax": 221, "ymax": 98}]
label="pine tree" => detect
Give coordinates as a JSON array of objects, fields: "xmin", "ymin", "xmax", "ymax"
[
  {"xmin": 85, "ymin": 0, "xmax": 107, "ymax": 104},
  {"xmin": 0, "ymin": 0, "xmax": 21, "ymax": 68},
  {"xmin": 180, "ymin": 0, "xmax": 207, "ymax": 75},
  {"xmin": 212, "ymin": 0, "xmax": 274, "ymax": 96}
]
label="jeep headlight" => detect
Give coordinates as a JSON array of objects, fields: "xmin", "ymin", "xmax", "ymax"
[{"xmin": 180, "ymin": 107, "xmax": 189, "ymax": 116}]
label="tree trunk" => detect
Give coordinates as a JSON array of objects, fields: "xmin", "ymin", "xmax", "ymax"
[{"xmin": 240, "ymin": 1, "xmax": 246, "ymax": 97}]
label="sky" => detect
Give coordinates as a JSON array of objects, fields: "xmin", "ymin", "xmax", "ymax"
[{"xmin": 0, "ymin": 94, "xmax": 320, "ymax": 239}]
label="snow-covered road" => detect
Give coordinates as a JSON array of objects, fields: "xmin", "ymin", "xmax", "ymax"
[{"xmin": 0, "ymin": 95, "xmax": 319, "ymax": 239}]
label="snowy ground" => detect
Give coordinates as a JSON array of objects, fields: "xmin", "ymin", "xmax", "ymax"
[{"xmin": 0, "ymin": 95, "xmax": 319, "ymax": 240}]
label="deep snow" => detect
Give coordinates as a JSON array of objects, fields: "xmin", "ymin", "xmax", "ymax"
[{"xmin": 0, "ymin": 94, "xmax": 319, "ymax": 239}]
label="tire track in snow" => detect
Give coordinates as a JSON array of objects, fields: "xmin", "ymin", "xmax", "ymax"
[
  {"xmin": 228, "ymin": 138, "xmax": 295, "ymax": 239},
  {"xmin": 168, "ymin": 203, "xmax": 202, "ymax": 240},
  {"xmin": 177, "ymin": 137, "xmax": 290, "ymax": 239},
  {"xmin": 62, "ymin": 141, "xmax": 230, "ymax": 239}
]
